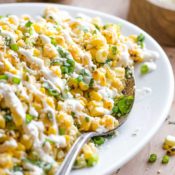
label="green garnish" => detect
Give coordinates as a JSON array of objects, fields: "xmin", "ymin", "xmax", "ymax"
[
  {"xmin": 85, "ymin": 116, "xmax": 90, "ymax": 122},
  {"xmin": 5, "ymin": 36, "xmax": 11, "ymax": 46},
  {"xmin": 26, "ymin": 114, "xmax": 35, "ymax": 124},
  {"xmin": 140, "ymin": 64, "xmax": 149, "ymax": 75},
  {"xmin": 148, "ymin": 153, "xmax": 157, "ymax": 163},
  {"xmin": 25, "ymin": 21, "xmax": 33, "ymax": 28},
  {"xmin": 137, "ymin": 33, "xmax": 145, "ymax": 48},
  {"xmin": 89, "ymin": 78, "xmax": 94, "ymax": 88},
  {"xmin": 12, "ymin": 77, "xmax": 21, "ymax": 84},
  {"xmin": 10, "ymin": 44, "xmax": 19, "ymax": 51},
  {"xmin": 4, "ymin": 115, "xmax": 13, "ymax": 122},
  {"xmin": 61, "ymin": 59, "xmax": 75, "ymax": 75},
  {"xmin": 71, "ymin": 111, "xmax": 75, "ymax": 118},
  {"xmin": 59, "ymin": 128, "xmax": 65, "ymax": 135},
  {"xmin": 57, "ymin": 46, "xmax": 70, "ymax": 59},
  {"xmin": 51, "ymin": 37, "xmax": 57, "ymax": 46},
  {"xmin": 43, "ymin": 82, "xmax": 59, "ymax": 97},
  {"xmin": 86, "ymin": 154, "xmax": 98, "ymax": 167},
  {"xmin": 76, "ymin": 75, "xmax": 83, "ymax": 83},
  {"xmin": 92, "ymin": 136, "xmax": 105, "ymax": 146},
  {"xmin": 47, "ymin": 111, "xmax": 53, "ymax": 122},
  {"xmin": 111, "ymin": 45, "xmax": 117, "ymax": 55},
  {"xmin": 0, "ymin": 74, "xmax": 8, "ymax": 80},
  {"xmin": 13, "ymin": 165, "xmax": 23, "ymax": 172},
  {"xmin": 125, "ymin": 67, "xmax": 133, "ymax": 79},
  {"xmin": 162, "ymin": 155, "xmax": 169, "ymax": 164},
  {"xmin": 112, "ymin": 96, "xmax": 134, "ymax": 118},
  {"xmin": 50, "ymin": 59, "xmax": 60, "ymax": 66},
  {"xmin": 80, "ymin": 69, "xmax": 89, "ymax": 76},
  {"xmin": 94, "ymin": 24, "xmax": 100, "ymax": 31}
]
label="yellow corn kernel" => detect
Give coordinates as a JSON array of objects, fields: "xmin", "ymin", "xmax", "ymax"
[
  {"xmin": 82, "ymin": 144, "xmax": 93, "ymax": 159},
  {"xmin": 50, "ymin": 66, "xmax": 61, "ymax": 77},
  {"xmin": 101, "ymin": 115, "xmax": 118, "ymax": 130},
  {"xmin": 13, "ymin": 150, "xmax": 25, "ymax": 159},
  {"xmin": 106, "ymin": 67, "xmax": 116, "ymax": 80},
  {"xmin": 15, "ymin": 30, "xmax": 23, "ymax": 40},
  {"xmin": 48, "ymin": 126, "xmax": 57, "ymax": 135},
  {"xmin": 111, "ymin": 78, "xmax": 124, "ymax": 91},
  {"xmin": 163, "ymin": 135, "xmax": 175, "ymax": 150},
  {"xmin": 79, "ymin": 81, "xmax": 89, "ymax": 91},
  {"xmin": 77, "ymin": 96, "xmax": 88, "ymax": 106},
  {"xmin": 70, "ymin": 89, "xmax": 83, "ymax": 96},
  {"xmin": 114, "ymin": 67, "xmax": 125, "ymax": 79},
  {"xmin": 17, "ymin": 39, "xmax": 25, "ymax": 47},
  {"xmin": 33, "ymin": 23, "xmax": 43, "ymax": 33},
  {"xmin": 91, "ymin": 118, "xmax": 100, "ymax": 131},
  {"xmin": 40, "ymin": 87, "xmax": 46, "ymax": 94},
  {"xmin": 46, "ymin": 97, "xmax": 55, "ymax": 109},
  {"xmin": 0, "ymin": 168, "xmax": 6, "ymax": 175},
  {"xmin": 20, "ymin": 134, "xmax": 33, "ymax": 150},
  {"xmin": 95, "ymin": 48, "xmax": 108, "ymax": 63},
  {"xmin": 103, "ymin": 99, "xmax": 113, "ymax": 110},
  {"xmin": 0, "ymin": 114, "xmax": 5, "ymax": 129},
  {"xmin": 43, "ymin": 44, "xmax": 57, "ymax": 58},
  {"xmin": 89, "ymin": 91, "xmax": 102, "ymax": 101},
  {"xmin": 33, "ymin": 102, "xmax": 42, "ymax": 112},
  {"xmin": 56, "ymin": 112, "xmax": 73, "ymax": 128},
  {"xmin": 0, "ymin": 154, "xmax": 13, "ymax": 168},
  {"xmin": 79, "ymin": 116, "xmax": 91, "ymax": 131},
  {"xmin": 11, "ymin": 112, "xmax": 23, "ymax": 126},
  {"xmin": 33, "ymin": 48, "xmax": 41, "ymax": 57}
]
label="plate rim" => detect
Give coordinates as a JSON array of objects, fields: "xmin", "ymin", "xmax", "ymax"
[{"xmin": 0, "ymin": 3, "xmax": 174, "ymax": 175}]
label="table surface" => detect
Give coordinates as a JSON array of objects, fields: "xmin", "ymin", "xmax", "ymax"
[{"xmin": 0, "ymin": 0, "xmax": 175, "ymax": 174}]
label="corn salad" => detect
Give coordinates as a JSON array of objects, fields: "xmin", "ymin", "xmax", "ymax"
[{"xmin": 0, "ymin": 7, "xmax": 157, "ymax": 175}]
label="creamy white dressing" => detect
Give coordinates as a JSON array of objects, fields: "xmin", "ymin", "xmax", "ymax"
[
  {"xmin": 98, "ymin": 86, "xmax": 117, "ymax": 99},
  {"xmin": 0, "ymin": 30, "xmax": 16, "ymax": 44},
  {"xmin": 40, "ymin": 34, "xmax": 51, "ymax": 44},
  {"xmin": 142, "ymin": 49, "xmax": 159, "ymax": 61},
  {"xmin": 23, "ymin": 162, "xmax": 43, "ymax": 175},
  {"xmin": 0, "ymin": 83, "xmax": 25, "ymax": 123},
  {"xmin": 47, "ymin": 134, "xmax": 66, "ymax": 148}
]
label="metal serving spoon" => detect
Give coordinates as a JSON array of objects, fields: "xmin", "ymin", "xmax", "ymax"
[{"xmin": 56, "ymin": 67, "xmax": 135, "ymax": 175}]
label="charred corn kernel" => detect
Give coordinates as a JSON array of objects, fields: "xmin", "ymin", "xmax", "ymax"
[
  {"xmin": 167, "ymin": 146, "xmax": 175, "ymax": 155},
  {"xmin": 163, "ymin": 135, "xmax": 175, "ymax": 150},
  {"xmin": 50, "ymin": 66, "xmax": 61, "ymax": 77},
  {"xmin": 103, "ymin": 99, "xmax": 113, "ymax": 110},
  {"xmin": 0, "ymin": 115, "xmax": 5, "ymax": 129},
  {"xmin": 79, "ymin": 81, "xmax": 89, "ymax": 91},
  {"xmin": 111, "ymin": 78, "xmax": 124, "ymax": 91},
  {"xmin": 68, "ymin": 78, "xmax": 78, "ymax": 89},
  {"xmin": 43, "ymin": 43, "xmax": 57, "ymax": 58},
  {"xmin": 0, "ymin": 154, "xmax": 13, "ymax": 168},
  {"xmin": 20, "ymin": 134, "xmax": 33, "ymax": 150},
  {"xmin": 89, "ymin": 91, "xmax": 102, "ymax": 101}
]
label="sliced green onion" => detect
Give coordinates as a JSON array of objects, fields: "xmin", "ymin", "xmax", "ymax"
[
  {"xmin": 111, "ymin": 45, "xmax": 117, "ymax": 55},
  {"xmin": 89, "ymin": 78, "xmax": 94, "ymax": 88},
  {"xmin": 26, "ymin": 114, "xmax": 35, "ymax": 124},
  {"xmin": 162, "ymin": 155, "xmax": 169, "ymax": 164},
  {"xmin": 0, "ymin": 74, "xmax": 8, "ymax": 80},
  {"xmin": 51, "ymin": 37, "xmax": 57, "ymax": 46},
  {"xmin": 59, "ymin": 128, "xmax": 65, "ymax": 135},
  {"xmin": 12, "ymin": 77, "xmax": 21, "ymax": 84},
  {"xmin": 148, "ymin": 154, "xmax": 157, "ymax": 163},
  {"xmin": 25, "ymin": 21, "xmax": 33, "ymax": 28},
  {"xmin": 140, "ymin": 64, "xmax": 149, "ymax": 75},
  {"xmin": 92, "ymin": 136, "xmax": 105, "ymax": 146},
  {"xmin": 71, "ymin": 111, "xmax": 75, "ymax": 118},
  {"xmin": 137, "ymin": 33, "xmax": 145, "ymax": 48},
  {"xmin": 85, "ymin": 116, "xmax": 90, "ymax": 122},
  {"xmin": 47, "ymin": 111, "xmax": 53, "ymax": 122},
  {"xmin": 10, "ymin": 44, "xmax": 19, "ymax": 51},
  {"xmin": 76, "ymin": 75, "xmax": 83, "ymax": 83},
  {"xmin": 86, "ymin": 154, "xmax": 98, "ymax": 167}
]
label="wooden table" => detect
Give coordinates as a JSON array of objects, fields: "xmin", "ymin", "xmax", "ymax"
[{"xmin": 0, "ymin": 0, "xmax": 174, "ymax": 174}]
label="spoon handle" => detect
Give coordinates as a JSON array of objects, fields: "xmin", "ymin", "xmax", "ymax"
[{"xmin": 56, "ymin": 132, "xmax": 95, "ymax": 175}]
